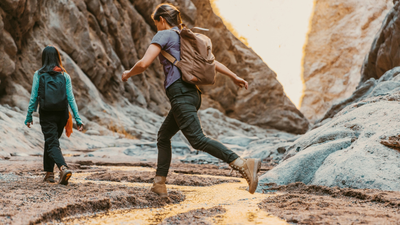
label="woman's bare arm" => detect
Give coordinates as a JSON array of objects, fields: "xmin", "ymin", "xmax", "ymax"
[
  {"xmin": 122, "ymin": 44, "xmax": 162, "ymax": 81},
  {"xmin": 215, "ymin": 61, "xmax": 248, "ymax": 89}
]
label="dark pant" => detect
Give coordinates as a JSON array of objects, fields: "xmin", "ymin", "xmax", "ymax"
[
  {"xmin": 156, "ymin": 79, "xmax": 239, "ymax": 177},
  {"xmin": 39, "ymin": 109, "xmax": 69, "ymax": 172}
]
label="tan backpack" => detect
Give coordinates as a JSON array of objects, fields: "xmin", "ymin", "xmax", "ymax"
[{"xmin": 161, "ymin": 25, "xmax": 216, "ymax": 85}]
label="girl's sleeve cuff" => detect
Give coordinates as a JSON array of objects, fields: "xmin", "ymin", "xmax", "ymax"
[
  {"xmin": 25, "ymin": 116, "xmax": 33, "ymax": 125},
  {"xmin": 76, "ymin": 118, "xmax": 83, "ymax": 126}
]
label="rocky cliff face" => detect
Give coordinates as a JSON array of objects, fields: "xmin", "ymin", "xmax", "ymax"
[
  {"xmin": 0, "ymin": 0, "xmax": 309, "ymax": 135},
  {"xmin": 360, "ymin": 0, "xmax": 400, "ymax": 84},
  {"xmin": 300, "ymin": 0, "xmax": 393, "ymax": 123},
  {"xmin": 321, "ymin": 0, "xmax": 400, "ymax": 122}
]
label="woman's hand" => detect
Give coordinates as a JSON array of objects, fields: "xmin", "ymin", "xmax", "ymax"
[
  {"xmin": 77, "ymin": 124, "xmax": 84, "ymax": 132},
  {"xmin": 232, "ymin": 76, "xmax": 249, "ymax": 89},
  {"xmin": 122, "ymin": 71, "xmax": 130, "ymax": 82},
  {"xmin": 215, "ymin": 61, "xmax": 249, "ymax": 89},
  {"xmin": 122, "ymin": 44, "xmax": 161, "ymax": 82},
  {"xmin": 26, "ymin": 122, "xmax": 33, "ymax": 128}
]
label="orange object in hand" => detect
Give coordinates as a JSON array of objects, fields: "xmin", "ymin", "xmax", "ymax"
[{"xmin": 65, "ymin": 111, "xmax": 73, "ymax": 138}]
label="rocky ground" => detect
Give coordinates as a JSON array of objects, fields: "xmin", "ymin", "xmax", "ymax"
[
  {"xmin": 1, "ymin": 157, "xmax": 400, "ymax": 224},
  {"xmin": 259, "ymin": 182, "xmax": 400, "ymax": 224},
  {"xmin": 0, "ymin": 102, "xmax": 295, "ymax": 163},
  {"xmin": 0, "ymin": 157, "xmax": 243, "ymax": 224},
  {"xmin": 86, "ymin": 171, "xmax": 240, "ymax": 186},
  {"xmin": 0, "ymin": 172, "xmax": 185, "ymax": 224}
]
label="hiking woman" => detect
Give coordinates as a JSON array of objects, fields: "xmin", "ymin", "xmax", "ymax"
[
  {"xmin": 121, "ymin": 3, "xmax": 261, "ymax": 196},
  {"xmin": 25, "ymin": 46, "xmax": 84, "ymax": 185}
]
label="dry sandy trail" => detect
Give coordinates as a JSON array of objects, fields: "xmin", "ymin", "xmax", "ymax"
[
  {"xmin": 65, "ymin": 166, "xmax": 287, "ymax": 225},
  {"xmin": 1, "ymin": 157, "xmax": 400, "ymax": 224}
]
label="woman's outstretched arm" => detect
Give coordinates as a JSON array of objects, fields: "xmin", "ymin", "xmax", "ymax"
[
  {"xmin": 215, "ymin": 61, "xmax": 248, "ymax": 89},
  {"xmin": 122, "ymin": 44, "xmax": 162, "ymax": 82}
]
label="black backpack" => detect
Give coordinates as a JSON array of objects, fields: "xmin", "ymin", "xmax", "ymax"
[{"xmin": 38, "ymin": 72, "xmax": 68, "ymax": 111}]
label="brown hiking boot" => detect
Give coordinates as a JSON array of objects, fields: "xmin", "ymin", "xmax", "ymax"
[
  {"xmin": 59, "ymin": 165, "xmax": 72, "ymax": 185},
  {"xmin": 229, "ymin": 157, "xmax": 261, "ymax": 194},
  {"xmin": 43, "ymin": 172, "xmax": 56, "ymax": 183},
  {"xmin": 150, "ymin": 176, "xmax": 168, "ymax": 197}
]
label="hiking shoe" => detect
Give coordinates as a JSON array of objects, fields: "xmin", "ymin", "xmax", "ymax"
[
  {"xmin": 229, "ymin": 157, "xmax": 261, "ymax": 194},
  {"xmin": 43, "ymin": 172, "xmax": 56, "ymax": 183},
  {"xmin": 150, "ymin": 176, "xmax": 168, "ymax": 197},
  {"xmin": 59, "ymin": 165, "xmax": 72, "ymax": 185}
]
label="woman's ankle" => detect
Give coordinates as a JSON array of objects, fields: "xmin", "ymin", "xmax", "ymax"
[{"xmin": 59, "ymin": 165, "xmax": 68, "ymax": 171}]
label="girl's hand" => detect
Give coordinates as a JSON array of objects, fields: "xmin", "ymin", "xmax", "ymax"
[
  {"xmin": 233, "ymin": 76, "xmax": 249, "ymax": 89},
  {"xmin": 77, "ymin": 124, "xmax": 84, "ymax": 132},
  {"xmin": 26, "ymin": 122, "xmax": 33, "ymax": 128},
  {"xmin": 122, "ymin": 71, "xmax": 130, "ymax": 82}
]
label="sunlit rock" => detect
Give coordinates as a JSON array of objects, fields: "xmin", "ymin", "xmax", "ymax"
[{"xmin": 300, "ymin": 0, "xmax": 393, "ymax": 123}]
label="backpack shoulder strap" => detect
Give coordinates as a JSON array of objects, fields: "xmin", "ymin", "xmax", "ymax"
[
  {"xmin": 38, "ymin": 72, "xmax": 48, "ymax": 82},
  {"xmin": 160, "ymin": 27, "xmax": 184, "ymax": 66},
  {"xmin": 160, "ymin": 50, "xmax": 178, "ymax": 65},
  {"xmin": 160, "ymin": 27, "xmax": 181, "ymax": 65}
]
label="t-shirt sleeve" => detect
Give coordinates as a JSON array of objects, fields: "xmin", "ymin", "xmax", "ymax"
[{"xmin": 151, "ymin": 30, "xmax": 170, "ymax": 50}]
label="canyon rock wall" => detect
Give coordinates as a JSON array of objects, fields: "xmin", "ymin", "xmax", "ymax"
[
  {"xmin": 300, "ymin": 0, "xmax": 393, "ymax": 123},
  {"xmin": 321, "ymin": 0, "xmax": 400, "ymax": 122},
  {"xmin": 360, "ymin": 0, "xmax": 400, "ymax": 84},
  {"xmin": 0, "ymin": 0, "xmax": 309, "ymax": 135}
]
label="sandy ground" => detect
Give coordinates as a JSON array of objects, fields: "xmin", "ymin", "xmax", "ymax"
[
  {"xmin": 86, "ymin": 171, "xmax": 240, "ymax": 186},
  {"xmin": 259, "ymin": 182, "xmax": 400, "ymax": 224},
  {"xmin": 1, "ymin": 156, "xmax": 400, "ymax": 224},
  {"xmin": 0, "ymin": 175, "xmax": 184, "ymax": 224},
  {"xmin": 159, "ymin": 206, "xmax": 226, "ymax": 225}
]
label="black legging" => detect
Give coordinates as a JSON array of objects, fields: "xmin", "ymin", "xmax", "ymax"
[
  {"xmin": 156, "ymin": 79, "xmax": 239, "ymax": 177},
  {"xmin": 40, "ymin": 109, "xmax": 68, "ymax": 172}
]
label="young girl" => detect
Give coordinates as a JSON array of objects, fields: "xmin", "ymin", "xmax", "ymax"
[
  {"xmin": 25, "ymin": 46, "xmax": 84, "ymax": 185},
  {"xmin": 122, "ymin": 3, "xmax": 261, "ymax": 196}
]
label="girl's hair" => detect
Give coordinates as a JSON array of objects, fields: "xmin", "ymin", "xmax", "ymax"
[
  {"xmin": 152, "ymin": 3, "xmax": 182, "ymax": 29},
  {"xmin": 38, "ymin": 46, "xmax": 66, "ymax": 74}
]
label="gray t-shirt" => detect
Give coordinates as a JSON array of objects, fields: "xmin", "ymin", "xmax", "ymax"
[{"xmin": 151, "ymin": 27, "xmax": 181, "ymax": 89}]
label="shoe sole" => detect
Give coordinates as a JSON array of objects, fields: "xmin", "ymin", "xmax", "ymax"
[
  {"xmin": 60, "ymin": 172, "xmax": 72, "ymax": 185},
  {"xmin": 249, "ymin": 159, "xmax": 261, "ymax": 194}
]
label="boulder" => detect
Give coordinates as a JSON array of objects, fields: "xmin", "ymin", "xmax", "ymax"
[
  {"xmin": 259, "ymin": 81, "xmax": 400, "ymax": 191},
  {"xmin": 0, "ymin": 151, "xmax": 11, "ymax": 159}
]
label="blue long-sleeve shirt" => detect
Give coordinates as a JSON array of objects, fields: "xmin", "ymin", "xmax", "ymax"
[{"xmin": 25, "ymin": 71, "xmax": 83, "ymax": 125}]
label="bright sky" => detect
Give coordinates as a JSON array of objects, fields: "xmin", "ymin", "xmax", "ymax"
[{"xmin": 211, "ymin": 0, "xmax": 315, "ymax": 107}]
